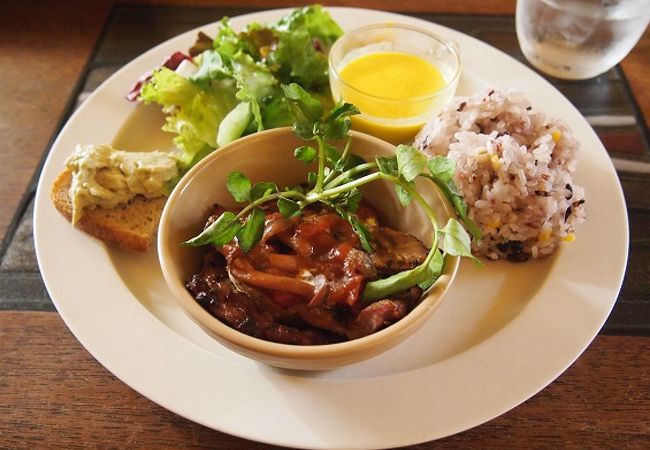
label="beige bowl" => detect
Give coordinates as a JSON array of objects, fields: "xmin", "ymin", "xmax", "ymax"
[{"xmin": 158, "ymin": 127, "xmax": 459, "ymax": 370}]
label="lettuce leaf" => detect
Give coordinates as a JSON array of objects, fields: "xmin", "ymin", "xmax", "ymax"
[
  {"xmin": 270, "ymin": 5, "xmax": 343, "ymax": 48},
  {"xmin": 140, "ymin": 67, "xmax": 237, "ymax": 166},
  {"xmin": 138, "ymin": 6, "xmax": 342, "ymax": 168},
  {"xmin": 190, "ymin": 50, "xmax": 231, "ymax": 85},
  {"xmin": 212, "ymin": 17, "xmax": 246, "ymax": 59},
  {"xmin": 267, "ymin": 5, "xmax": 343, "ymax": 89},
  {"xmin": 231, "ymin": 52, "xmax": 280, "ymax": 131}
]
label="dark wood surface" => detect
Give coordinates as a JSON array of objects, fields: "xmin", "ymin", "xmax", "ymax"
[
  {"xmin": 1, "ymin": 1, "xmax": 649, "ymax": 448},
  {"xmin": 2, "ymin": 312, "xmax": 648, "ymax": 449}
]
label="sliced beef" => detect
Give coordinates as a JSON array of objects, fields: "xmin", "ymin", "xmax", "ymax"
[
  {"xmin": 186, "ymin": 204, "xmax": 431, "ymax": 345},
  {"xmin": 187, "ymin": 270, "xmax": 333, "ymax": 345},
  {"xmin": 187, "ymin": 275, "xmax": 273, "ymax": 333},
  {"xmin": 391, "ymin": 285, "xmax": 424, "ymax": 307},
  {"xmin": 347, "ymin": 299, "xmax": 409, "ymax": 339},
  {"xmin": 343, "ymin": 248, "xmax": 377, "ymax": 278},
  {"xmin": 370, "ymin": 227, "xmax": 428, "ymax": 276},
  {"xmin": 292, "ymin": 303, "xmax": 347, "ymax": 337},
  {"xmin": 212, "ymin": 292, "xmax": 334, "ymax": 345}
]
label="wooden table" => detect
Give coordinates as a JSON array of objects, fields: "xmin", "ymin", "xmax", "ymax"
[{"xmin": 1, "ymin": 1, "xmax": 649, "ymax": 448}]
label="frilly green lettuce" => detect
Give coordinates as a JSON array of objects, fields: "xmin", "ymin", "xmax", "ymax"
[{"xmin": 139, "ymin": 5, "xmax": 343, "ymax": 169}]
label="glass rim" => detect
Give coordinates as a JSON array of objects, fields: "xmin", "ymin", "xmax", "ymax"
[{"xmin": 328, "ymin": 22, "xmax": 462, "ymax": 103}]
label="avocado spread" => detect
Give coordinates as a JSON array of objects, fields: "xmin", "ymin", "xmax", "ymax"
[{"xmin": 65, "ymin": 144, "xmax": 180, "ymax": 223}]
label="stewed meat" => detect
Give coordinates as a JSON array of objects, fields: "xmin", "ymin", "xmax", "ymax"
[
  {"xmin": 185, "ymin": 203, "xmax": 431, "ymax": 345},
  {"xmin": 370, "ymin": 227, "xmax": 429, "ymax": 276},
  {"xmin": 347, "ymin": 300, "xmax": 409, "ymax": 339}
]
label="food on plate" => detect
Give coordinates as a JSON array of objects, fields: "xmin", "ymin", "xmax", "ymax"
[
  {"xmin": 337, "ymin": 52, "xmax": 446, "ymax": 117},
  {"xmin": 52, "ymin": 6, "xmax": 344, "ymax": 251},
  {"xmin": 134, "ymin": 5, "xmax": 344, "ymax": 167},
  {"xmin": 51, "ymin": 144, "xmax": 179, "ymax": 252},
  {"xmin": 414, "ymin": 89, "xmax": 586, "ymax": 261},
  {"xmin": 181, "ymin": 86, "xmax": 479, "ymax": 344},
  {"xmin": 186, "ymin": 203, "xmax": 431, "ymax": 344},
  {"xmin": 328, "ymin": 23, "xmax": 461, "ymax": 144},
  {"xmin": 63, "ymin": 144, "xmax": 179, "ymax": 224}
]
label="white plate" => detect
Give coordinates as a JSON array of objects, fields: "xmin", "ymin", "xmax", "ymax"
[{"xmin": 34, "ymin": 7, "xmax": 628, "ymax": 449}]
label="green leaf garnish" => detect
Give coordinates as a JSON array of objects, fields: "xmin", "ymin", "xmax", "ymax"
[
  {"xmin": 422, "ymin": 173, "xmax": 482, "ymax": 241},
  {"xmin": 184, "ymin": 211, "xmax": 242, "ymax": 247},
  {"xmin": 348, "ymin": 216, "xmax": 373, "ymax": 253},
  {"xmin": 226, "ymin": 171, "xmax": 252, "ymax": 202},
  {"xmin": 326, "ymin": 101, "xmax": 360, "ymax": 122},
  {"xmin": 375, "ymin": 156, "xmax": 398, "ymax": 177},
  {"xmin": 322, "ymin": 141, "xmax": 342, "ymax": 167},
  {"xmin": 250, "ymin": 181, "xmax": 278, "ymax": 201},
  {"xmin": 439, "ymin": 218, "xmax": 482, "ymax": 265},
  {"xmin": 335, "ymin": 188, "xmax": 362, "ymax": 212},
  {"xmin": 362, "ymin": 256, "xmax": 437, "ymax": 302},
  {"xmin": 333, "ymin": 206, "xmax": 373, "ymax": 253},
  {"xmin": 427, "ymin": 156, "xmax": 455, "ymax": 184},
  {"xmin": 319, "ymin": 100, "xmax": 359, "ymax": 140},
  {"xmin": 417, "ymin": 250, "xmax": 444, "ymax": 290},
  {"xmin": 294, "ymin": 145, "xmax": 317, "ymax": 163},
  {"xmin": 236, "ymin": 207, "xmax": 266, "ymax": 252},
  {"xmin": 185, "ymin": 88, "xmax": 482, "ymax": 307},
  {"xmin": 394, "ymin": 183, "xmax": 413, "ymax": 207},
  {"xmin": 396, "ymin": 144, "xmax": 427, "ymax": 182},
  {"xmin": 335, "ymin": 151, "xmax": 364, "ymax": 173},
  {"xmin": 281, "ymin": 83, "xmax": 323, "ymax": 126},
  {"xmin": 277, "ymin": 196, "xmax": 300, "ymax": 217}
]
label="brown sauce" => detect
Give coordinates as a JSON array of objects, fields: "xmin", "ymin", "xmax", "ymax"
[{"xmin": 185, "ymin": 204, "xmax": 428, "ymax": 345}]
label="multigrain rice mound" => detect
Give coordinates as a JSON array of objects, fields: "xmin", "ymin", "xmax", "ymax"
[{"xmin": 414, "ymin": 89, "xmax": 586, "ymax": 261}]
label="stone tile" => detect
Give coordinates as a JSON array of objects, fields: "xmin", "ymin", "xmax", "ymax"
[
  {"xmin": 0, "ymin": 272, "xmax": 53, "ymax": 311},
  {"xmin": 1, "ymin": 200, "xmax": 38, "ymax": 272},
  {"xmin": 93, "ymin": 5, "xmax": 253, "ymax": 66},
  {"xmin": 83, "ymin": 65, "xmax": 121, "ymax": 93}
]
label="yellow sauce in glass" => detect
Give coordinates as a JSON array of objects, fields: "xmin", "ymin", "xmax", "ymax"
[{"xmin": 337, "ymin": 51, "xmax": 447, "ymax": 144}]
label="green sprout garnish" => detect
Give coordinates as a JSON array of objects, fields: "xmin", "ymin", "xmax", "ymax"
[{"xmin": 184, "ymin": 83, "xmax": 481, "ymax": 303}]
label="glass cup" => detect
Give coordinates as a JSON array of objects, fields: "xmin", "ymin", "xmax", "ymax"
[
  {"xmin": 516, "ymin": 0, "xmax": 650, "ymax": 80},
  {"xmin": 328, "ymin": 23, "xmax": 461, "ymax": 145}
]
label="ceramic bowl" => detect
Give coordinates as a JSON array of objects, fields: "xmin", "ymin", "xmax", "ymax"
[{"xmin": 158, "ymin": 127, "xmax": 459, "ymax": 370}]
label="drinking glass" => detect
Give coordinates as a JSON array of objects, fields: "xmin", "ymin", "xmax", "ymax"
[{"xmin": 516, "ymin": 0, "xmax": 650, "ymax": 79}]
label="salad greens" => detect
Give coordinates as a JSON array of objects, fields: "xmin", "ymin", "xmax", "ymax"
[
  {"xmin": 184, "ymin": 84, "xmax": 482, "ymax": 303},
  {"xmin": 139, "ymin": 5, "xmax": 342, "ymax": 167}
]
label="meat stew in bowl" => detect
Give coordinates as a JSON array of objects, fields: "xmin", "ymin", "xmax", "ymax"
[
  {"xmin": 158, "ymin": 127, "xmax": 464, "ymax": 370},
  {"xmin": 186, "ymin": 202, "xmax": 433, "ymax": 345}
]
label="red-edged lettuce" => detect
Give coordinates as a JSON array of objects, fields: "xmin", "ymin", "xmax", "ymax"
[{"xmin": 138, "ymin": 5, "xmax": 343, "ymax": 169}]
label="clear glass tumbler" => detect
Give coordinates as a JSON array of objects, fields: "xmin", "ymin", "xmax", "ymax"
[{"xmin": 516, "ymin": 0, "xmax": 650, "ymax": 80}]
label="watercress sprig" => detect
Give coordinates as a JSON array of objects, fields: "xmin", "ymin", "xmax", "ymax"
[{"xmin": 184, "ymin": 83, "xmax": 481, "ymax": 303}]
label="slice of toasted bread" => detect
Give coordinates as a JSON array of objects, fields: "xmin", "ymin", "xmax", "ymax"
[{"xmin": 50, "ymin": 169, "xmax": 166, "ymax": 252}]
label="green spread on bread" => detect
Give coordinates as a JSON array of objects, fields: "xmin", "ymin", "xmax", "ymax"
[{"xmin": 65, "ymin": 144, "xmax": 179, "ymax": 223}]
